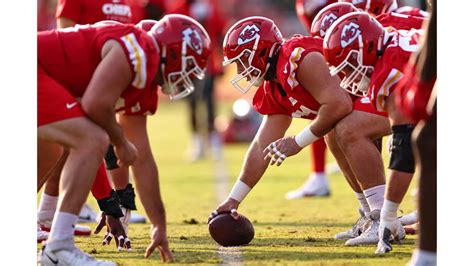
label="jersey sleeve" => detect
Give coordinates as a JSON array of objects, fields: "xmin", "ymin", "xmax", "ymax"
[
  {"xmin": 56, "ymin": 0, "xmax": 82, "ymax": 22},
  {"xmin": 252, "ymin": 82, "xmax": 289, "ymax": 116},
  {"xmin": 370, "ymin": 65, "xmax": 404, "ymax": 112}
]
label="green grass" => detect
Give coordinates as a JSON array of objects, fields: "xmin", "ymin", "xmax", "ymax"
[{"xmin": 38, "ymin": 100, "xmax": 417, "ymax": 265}]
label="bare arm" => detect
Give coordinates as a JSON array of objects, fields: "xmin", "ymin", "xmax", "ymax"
[
  {"xmin": 118, "ymin": 114, "xmax": 166, "ymax": 228},
  {"xmin": 262, "ymin": 52, "xmax": 353, "ymax": 167},
  {"xmin": 297, "ymin": 52, "xmax": 352, "ymax": 137},
  {"xmin": 210, "ymin": 114, "xmax": 292, "ymax": 219},
  {"xmin": 81, "ymin": 40, "xmax": 131, "ymax": 148},
  {"xmin": 238, "ymin": 114, "xmax": 293, "ymax": 188},
  {"xmin": 118, "ymin": 114, "xmax": 174, "ymax": 261},
  {"xmin": 56, "ymin": 17, "xmax": 76, "ymax": 28}
]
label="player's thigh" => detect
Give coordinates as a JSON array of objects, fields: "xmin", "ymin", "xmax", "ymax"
[
  {"xmin": 37, "ymin": 67, "xmax": 109, "ymax": 149},
  {"xmin": 38, "ymin": 117, "xmax": 108, "ymax": 151},
  {"xmin": 335, "ymin": 110, "xmax": 391, "ymax": 143}
]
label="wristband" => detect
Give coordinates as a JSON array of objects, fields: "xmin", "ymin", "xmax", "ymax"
[
  {"xmin": 294, "ymin": 125, "xmax": 319, "ymax": 148},
  {"xmin": 228, "ymin": 180, "xmax": 251, "ymax": 202}
]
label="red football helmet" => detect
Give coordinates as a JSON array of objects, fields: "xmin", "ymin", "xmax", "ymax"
[
  {"xmin": 295, "ymin": 0, "xmax": 337, "ymax": 32},
  {"xmin": 147, "ymin": 14, "xmax": 211, "ymax": 100},
  {"xmin": 338, "ymin": 0, "xmax": 397, "ymax": 15},
  {"xmin": 323, "ymin": 11, "xmax": 385, "ymax": 96},
  {"xmin": 310, "ymin": 2, "xmax": 358, "ymax": 38},
  {"xmin": 223, "ymin": 16, "xmax": 283, "ymax": 93}
]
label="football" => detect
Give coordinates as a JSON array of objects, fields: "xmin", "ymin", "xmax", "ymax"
[{"xmin": 208, "ymin": 213, "xmax": 255, "ymax": 247}]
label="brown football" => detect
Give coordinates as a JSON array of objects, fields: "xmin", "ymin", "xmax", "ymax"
[{"xmin": 208, "ymin": 213, "xmax": 255, "ymax": 247}]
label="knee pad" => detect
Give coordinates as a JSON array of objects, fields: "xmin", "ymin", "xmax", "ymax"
[
  {"xmin": 116, "ymin": 183, "xmax": 137, "ymax": 210},
  {"xmin": 388, "ymin": 125, "xmax": 415, "ymax": 173},
  {"xmin": 104, "ymin": 144, "xmax": 119, "ymax": 170},
  {"xmin": 97, "ymin": 190, "xmax": 124, "ymax": 218}
]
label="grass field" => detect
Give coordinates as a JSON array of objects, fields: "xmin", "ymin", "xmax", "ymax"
[{"xmin": 38, "ymin": 100, "xmax": 417, "ymax": 265}]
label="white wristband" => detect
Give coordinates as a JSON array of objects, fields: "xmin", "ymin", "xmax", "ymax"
[
  {"xmin": 229, "ymin": 180, "xmax": 251, "ymax": 202},
  {"xmin": 294, "ymin": 125, "xmax": 319, "ymax": 148}
]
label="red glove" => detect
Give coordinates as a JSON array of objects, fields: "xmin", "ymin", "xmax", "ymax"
[{"xmin": 396, "ymin": 64, "xmax": 436, "ymax": 122}]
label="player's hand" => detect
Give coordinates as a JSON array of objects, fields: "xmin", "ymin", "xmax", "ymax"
[
  {"xmin": 263, "ymin": 136, "xmax": 302, "ymax": 166},
  {"xmin": 208, "ymin": 198, "xmax": 240, "ymax": 223},
  {"xmin": 94, "ymin": 212, "xmax": 131, "ymax": 251},
  {"xmin": 114, "ymin": 139, "xmax": 137, "ymax": 167},
  {"xmin": 144, "ymin": 226, "xmax": 174, "ymax": 262}
]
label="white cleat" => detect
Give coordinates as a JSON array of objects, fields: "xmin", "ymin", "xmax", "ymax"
[
  {"xmin": 130, "ymin": 212, "xmax": 146, "ymax": 223},
  {"xmin": 78, "ymin": 203, "xmax": 98, "ymax": 223},
  {"xmin": 399, "ymin": 210, "xmax": 418, "ymax": 226},
  {"xmin": 335, "ymin": 209, "xmax": 368, "ymax": 240},
  {"xmin": 285, "ymin": 173, "xmax": 330, "ymax": 200},
  {"xmin": 37, "ymin": 225, "xmax": 49, "ymax": 243},
  {"xmin": 345, "ymin": 210, "xmax": 380, "ymax": 246},
  {"xmin": 375, "ymin": 219, "xmax": 406, "ymax": 254},
  {"xmin": 39, "ymin": 245, "xmax": 116, "ymax": 266}
]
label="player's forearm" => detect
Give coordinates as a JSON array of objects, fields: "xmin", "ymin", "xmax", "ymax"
[
  {"xmin": 308, "ymin": 101, "xmax": 351, "ymax": 138},
  {"xmin": 131, "ymin": 158, "xmax": 167, "ymax": 228},
  {"xmin": 238, "ymin": 140, "xmax": 271, "ymax": 189},
  {"xmin": 83, "ymin": 104, "xmax": 127, "ymax": 147}
]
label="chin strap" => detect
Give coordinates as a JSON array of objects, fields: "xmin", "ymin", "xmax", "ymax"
[{"xmin": 263, "ymin": 43, "xmax": 281, "ymax": 81}]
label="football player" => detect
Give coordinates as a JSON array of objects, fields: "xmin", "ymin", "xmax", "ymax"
[
  {"xmin": 37, "ymin": 15, "xmax": 211, "ymax": 264},
  {"xmin": 38, "ymin": 0, "xmax": 137, "ymax": 244},
  {"xmin": 285, "ymin": 0, "xmax": 338, "ymax": 200},
  {"xmin": 397, "ymin": 0, "xmax": 437, "ymax": 264},
  {"xmin": 323, "ymin": 11, "xmax": 425, "ymax": 252},
  {"xmin": 308, "ymin": 2, "xmax": 395, "ymax": 246},
  {"xmin": 208, "ymin": 15, "xmax": 395, "ymax": 246}
]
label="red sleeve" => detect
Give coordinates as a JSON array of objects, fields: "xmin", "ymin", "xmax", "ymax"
[
  {"xmin": 253, "ymin": 82, "xmax": 289, "ymax": 116},
  {"xmin": 56, "ymin": 0, "xmax": 82, "ymax": 22},
  {"xmin": 91, "ymin": 162, "xmax": 113, "ymax": 200}
]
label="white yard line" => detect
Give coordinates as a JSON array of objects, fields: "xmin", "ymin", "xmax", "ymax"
[{"xmin": 213, "ymin": 158, "xmax": 244, "ymax": 265}]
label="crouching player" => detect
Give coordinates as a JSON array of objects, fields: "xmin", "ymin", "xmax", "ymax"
[{"xmin": 38, "ymin": 15, "xmax": 211, "ymax": 264}]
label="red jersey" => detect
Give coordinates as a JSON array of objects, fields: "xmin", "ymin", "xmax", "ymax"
[
  {"xmin": 38, "ymin": 22, "xmax": 160, "ymax": 115},
  {"xmin": 253, "ymin": 35, "xmax": 322, "ymax": 120},
  {"xmin": 369, "ymin": 28, "xmax": 423, "ymax": 112},
  {"xmin": 376, "ymin": 11, "xmax": 426, "ymax": 31},
  {"xmin": 56, "ymin": 0, "xmax": 133, "ymax": 24}
]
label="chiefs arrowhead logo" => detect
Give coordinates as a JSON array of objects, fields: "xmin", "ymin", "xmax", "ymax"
[
  {"xmin": 341, "ymin": 22, "xmax": 361, "ymax": 48},
  {"xmin": 320, "ymin": 13, "xmax": 338, "ymax": 37},
  {"xmin": 237, "ymin": 24, "xmax": 260, "ymax": 45},
  {"xmin": 182, "ymin": 27, "xmax": 203, "ymax": 55}
]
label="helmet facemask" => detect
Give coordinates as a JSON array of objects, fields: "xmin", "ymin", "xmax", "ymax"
[
  {"xmin": 161, "ymin": 42, "xmax": 206, "ymax": 100},
  {"xmin": 223, "ymin": 48, "xmax": 264, "ymax": 94},
  {"xmin": 329, "ymin": 35, "xmax": 373, "ymax": 97}
]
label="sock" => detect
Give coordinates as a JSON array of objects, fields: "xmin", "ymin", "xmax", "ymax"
[
  {"xmin": 410, "ymin": 249, "xmax": 437, "ymax": 265},
  {"xmin": 47, "ymin": 212, "xmax": 77, "ymax": 250},
  {"xmin": 91, "ymin": 162, "xmax": 113, "ymax": 200},
  {"xmin": 381, "ymin": 199, "xmax": 400, "ymax": 223},
  {"xmin": 363, "ymin": 184, "xmax": 386, "ymax": 211},
  {"xmin": 355, "ymin": 192, "xmax": 371, "ymax": 215},
  {"xmin": 310, "ymin": 139, "xmax": 326, "ymax": 173},
  {"xmin": 37, "ymin": 192, "xmax": 58, "ymax": 222}
]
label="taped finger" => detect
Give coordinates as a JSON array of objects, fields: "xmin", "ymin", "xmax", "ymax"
[
  {"xmin": 103, "ymin": 232, "xmax": 113, "ymax": 245},
  {"xmin": 124, "ymin": 238, "xmax": 132, "ymax": 251},
  {"xmin": 117, "ymin": 235, "xmax": 125, "ymax": 251}
]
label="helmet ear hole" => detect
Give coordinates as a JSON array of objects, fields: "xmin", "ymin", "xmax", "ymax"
[
  {"xmin": 367, "ymin": 41, "xmax": 374, "ymax": 54},
  {"xmin": 258, "ymin": 48, "xmax": 267, "ymax": 58},
  {"xmin": 373, "ymin": 7, "xmax": 381, "ymax": 14}
]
